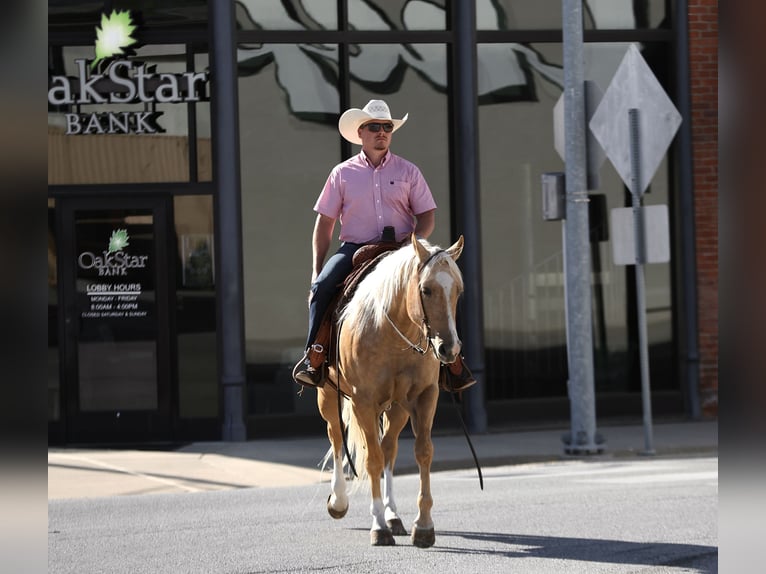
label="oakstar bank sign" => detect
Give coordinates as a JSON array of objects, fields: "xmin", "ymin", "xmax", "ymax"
[{"xmin": 48, "ymin": 10, "xmax": 209, "ymax": 135}]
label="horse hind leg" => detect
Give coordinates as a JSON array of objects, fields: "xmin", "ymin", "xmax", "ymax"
[
  {"xmin": 317, "ymin": 387, "xmax": 349, "ymax": 519},
  {"xmin": 381, "ymin": 404, "xmax": 410, "ymax": 536}
]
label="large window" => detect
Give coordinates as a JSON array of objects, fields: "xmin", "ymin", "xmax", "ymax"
[
  {"xmin": 236, "ymin": 34, "xmax": 450, "ymax": 415},
  {"xmin": 237, "ymin": 43, "xmax": 342, "ymax": 415},
  {"xmin": 174, "ymin": 195, "xmax": 218, "ymax": 418},
  {"xmin": 478, "ymin": 40, "xmax": 674, "ymax": 399},
  {"xmin": 235, "ymin": 1, "xmax": 679, "ymax": 415}
]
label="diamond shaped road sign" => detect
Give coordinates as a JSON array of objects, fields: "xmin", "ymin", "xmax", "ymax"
[{"xmin": 589, "ymin": 43, "xmax": 682, "ymax": 196}]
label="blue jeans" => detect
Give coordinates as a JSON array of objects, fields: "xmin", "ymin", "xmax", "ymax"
[{"xmin": 305, "ymin": 242, "xmax": 364, "ymax": 349}]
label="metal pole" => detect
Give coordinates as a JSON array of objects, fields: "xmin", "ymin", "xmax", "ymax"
[
  {"xmin": 674, "ymin": 0, "xmax": 702, "ymax": 419},
  {"xmin": 562, "ymin": 0, "xmax": 600, "ymax": 454},
  {"xmin": 628, "ymin": 108, "xmax": 655, "ymax": 454},
  {"xmin": 210, "ymin": 0, "xmax": 247, "ymax": 441},
  {"xmin": 452, "ymin": 0, "xmax": 487, "ymax": 433}
]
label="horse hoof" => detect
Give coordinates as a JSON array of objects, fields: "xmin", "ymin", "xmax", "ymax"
[
  {"xmin": 326, "ymin": 494, "xmax": 348, "ymax": 519},
  {"xmin": 411, "ymin": 526, "xmax": 435, "ymax": 548},
  {"xmin": 386, "ymin": 518, "xmax": 407, "ymax": 536},
  {"xmin": 370, "ymin": 529, "xmax": 396, "ymax": 546}
]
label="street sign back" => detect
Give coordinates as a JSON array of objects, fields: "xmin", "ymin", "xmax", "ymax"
[
  {"xmin": 610, "ymin": 205, "xmax": 670, "ymax": 265},
  {"xmin": 589, "ymin": 44, "xmax": 682, "ymax": 196}
]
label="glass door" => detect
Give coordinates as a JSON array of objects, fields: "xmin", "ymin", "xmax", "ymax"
[{"xmin": 59, "ymin": 196, "xmax": 174, "ymax": 443}]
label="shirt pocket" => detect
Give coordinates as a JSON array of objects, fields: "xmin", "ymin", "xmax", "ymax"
[{"xmin": 386, "ymin": 179, "xmax": 411, "ymax": 202}]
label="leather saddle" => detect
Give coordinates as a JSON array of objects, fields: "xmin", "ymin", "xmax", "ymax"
[{"xmin": 308, "ymin": 240, "xmax": 404, "ymax": 371}]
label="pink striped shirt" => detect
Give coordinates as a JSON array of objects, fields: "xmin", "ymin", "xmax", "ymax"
[{"xmin": 314, "ymin": 151, "xmax": 437, "ymax": 244}]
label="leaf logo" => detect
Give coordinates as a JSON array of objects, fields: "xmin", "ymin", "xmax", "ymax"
[
  {"xmin": 92, "ymin": 10, "xmax": 138, "ymax": 70},
  {"xmin": 108, "ymin": 229, "xmax": 130, "ymax": 253}
]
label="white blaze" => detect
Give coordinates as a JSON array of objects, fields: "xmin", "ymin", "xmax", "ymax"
[{"xmin": 434, "ymin": 270, "xmax": 460, "ymax": 355}]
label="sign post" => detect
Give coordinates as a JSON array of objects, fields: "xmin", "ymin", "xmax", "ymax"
[
  {"xmin": 589, "ymin": 44, "xmax": 682, "ymax": 454},
  {"xmin": 628, "ymin": 107, "xmax": 655, "ymax": 453}
]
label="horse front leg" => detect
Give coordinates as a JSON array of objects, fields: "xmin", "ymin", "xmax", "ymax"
[
  {"xmin": 381, "ymin": 404, "xmax": 410, "ymax": 536},
  {"xmin": 317, "ymin": 386, "xmax": 348, "ymax": 519},
  {"xmin": 411, "ymin": 384, "xmax": 439, "ymax": 548},
  {"xmin": 355, "ymin": 405, "xmax": 395, "ymax": 546}
]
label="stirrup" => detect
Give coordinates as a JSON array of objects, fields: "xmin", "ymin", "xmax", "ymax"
[
  {"xmin": 292, "ymin": 354, "xmax": 325, "ymax": 389},
  {"xmin": 439, "ymin": 362, "xmax": 477, "ymax": 393}
]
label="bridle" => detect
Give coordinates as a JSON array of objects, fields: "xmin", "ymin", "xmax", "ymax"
[{"xmin": 384, "ymin": 249, "xmax": 445, "ymax": 360}]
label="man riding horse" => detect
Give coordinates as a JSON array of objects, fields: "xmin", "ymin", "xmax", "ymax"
[{"xmin": 292, "ymin": 99, "xmax": 476, "ymax": 393}]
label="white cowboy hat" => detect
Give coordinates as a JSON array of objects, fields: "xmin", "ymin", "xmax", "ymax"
[{"xmin": 338, "ymin": 99, "xmax": 408, "ymax": 145}]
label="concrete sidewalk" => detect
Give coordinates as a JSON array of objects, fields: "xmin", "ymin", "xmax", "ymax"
[{"xmin": 48, "ymin": 420, "xmax": 717, "ymax": 500}]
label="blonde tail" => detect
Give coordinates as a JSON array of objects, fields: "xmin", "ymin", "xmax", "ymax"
[{"xmin": 342, "ymin": 399, "xmax": 377, "ymax": 489}]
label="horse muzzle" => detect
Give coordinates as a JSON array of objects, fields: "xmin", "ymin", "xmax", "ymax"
[{"xmin": 431, "ymin": 335, "xmax": 461, "ymax": 364}]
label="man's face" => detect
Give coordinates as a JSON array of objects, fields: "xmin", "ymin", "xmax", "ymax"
[{"xmin": 358, "ymin": 121, "xmax": 394, "ymax": 152}]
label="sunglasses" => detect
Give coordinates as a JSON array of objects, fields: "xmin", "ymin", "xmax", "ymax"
[{"xmin": 364, "ymin": 122, "xmax": 395, "ymax": 133}]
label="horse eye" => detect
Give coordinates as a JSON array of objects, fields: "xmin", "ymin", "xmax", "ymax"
[{"xmin": 421, "ymin": 287, "xmax": 432, "ymax": 297}]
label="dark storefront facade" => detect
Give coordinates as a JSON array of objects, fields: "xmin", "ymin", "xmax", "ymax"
[{"xmin": 48, "ymin": 1, "xmax": 708, "ymax": 445}]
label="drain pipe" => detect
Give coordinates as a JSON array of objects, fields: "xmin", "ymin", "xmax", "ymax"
[{"xmin": 674, "ymin": 0, "xmax": 701, "ymax": 419}]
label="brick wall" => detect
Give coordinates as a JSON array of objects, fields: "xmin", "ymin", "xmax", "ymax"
[{"xmin": 687, "ymin": 0, "xmax": 718, "ymax": 417}]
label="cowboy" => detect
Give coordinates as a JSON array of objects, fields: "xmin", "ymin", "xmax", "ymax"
[{"xmin": 292, "ymin": 99, "xmax": 476, "ymax": 393}]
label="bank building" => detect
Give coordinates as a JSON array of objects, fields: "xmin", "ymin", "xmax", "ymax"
[{"xmin": 48, "ymin": 1, "xmax": 718, "ymax": 445}]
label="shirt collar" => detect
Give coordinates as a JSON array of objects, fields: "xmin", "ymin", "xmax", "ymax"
[{"xmin": 360, "ymin": 150, "xmax": 390, "ymax": 168}]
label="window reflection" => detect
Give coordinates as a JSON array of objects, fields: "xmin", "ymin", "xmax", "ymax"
[
  {"xmin": 237, "ymin": 40, "xmax": 448, "ymax": 414},
  {"xmin": 350, "ymin": 0, "xmax": 446, "ymax": 30},
  {"xmin": 236, "ymin": 0, "xmax": 339, "ymax": 30},
  {"xmin": 478, "ymin": 41, "xmax": 675, "ymax": 400},
  {"xmin": 174, "ymin": 195, "xmax": 218, "ymax": 418},
  {"xmin": 238, "ymin": 50, "xmax": 341, "ymax": 414},
  {"xmin": 477, "ymin": 0, "xmax": 668, "ymax": 30}
]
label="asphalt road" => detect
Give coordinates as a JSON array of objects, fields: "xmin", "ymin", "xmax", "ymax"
[{"xmin": 48, "ymin": 455, "xmax": 717, "ymax": 573}]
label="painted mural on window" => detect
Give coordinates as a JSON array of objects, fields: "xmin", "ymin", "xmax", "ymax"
[{"xmin": 233, "ymin": 0, "xmax": 642, "ymax": 121}]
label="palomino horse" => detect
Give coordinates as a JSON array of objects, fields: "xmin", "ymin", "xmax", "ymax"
[{"xmin": 317, "ymin": 233, "xmax": 465, "ymax": 547}]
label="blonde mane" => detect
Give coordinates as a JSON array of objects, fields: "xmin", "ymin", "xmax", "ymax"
[{"xmin": 338, "ymin": 239, "xmax": 462, "ymax": 333}]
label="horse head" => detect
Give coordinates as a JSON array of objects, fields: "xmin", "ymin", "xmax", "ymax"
[{"xmin": 407, "ymin": 234, "xmax": 465, "ymax": 364}]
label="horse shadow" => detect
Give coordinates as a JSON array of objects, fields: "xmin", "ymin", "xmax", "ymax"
[{"xmin": 432, "ymin": 531, "xmax": 717, "ymax": 572}]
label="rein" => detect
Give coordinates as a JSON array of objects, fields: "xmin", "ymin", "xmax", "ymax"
[
  {"xmin": 333, "ymin": 317, "xmax": 358, "ymax": 478},
  {"xmin": 447, "ymin": 389, "xmax": 484, "ymax": 490},
  {"xmin": 385, "ymin": 313, "xmax": 429, "ymax": 355}
]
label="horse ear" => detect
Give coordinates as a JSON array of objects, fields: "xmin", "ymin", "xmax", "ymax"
[
  {"xmin": 411, "ymin": 233, "xmax": 430, "ymax": 264},
  {"xmin": 446, "ymin": 235, "xmax": 464, "ymax": 261}
]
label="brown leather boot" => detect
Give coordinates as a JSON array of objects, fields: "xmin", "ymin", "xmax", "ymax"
[
  {"xmin": 439, "ymin": 355, "xmax": 477, "ymax": 392},
  {"xmin": 292, "ymin": 345, "xmax": 326, "ymax": 389}
]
